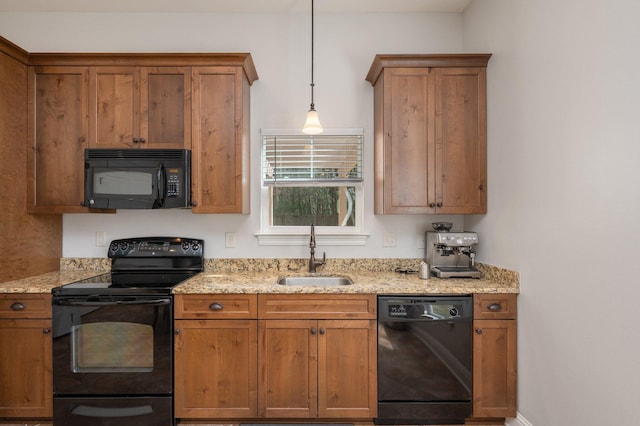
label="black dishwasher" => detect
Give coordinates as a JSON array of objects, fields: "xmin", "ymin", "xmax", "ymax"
[{"xmin": 376, "ymin": 295, "xmax": 473, "ymax": 425}]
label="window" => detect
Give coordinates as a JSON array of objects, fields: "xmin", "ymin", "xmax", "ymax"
[{"xmin": 258, "ymin": 129, "xmax": 366, "ymax": 245}]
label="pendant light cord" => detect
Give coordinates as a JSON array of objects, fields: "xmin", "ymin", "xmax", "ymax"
[{"xmin": 309, "ymin": 0, "xmax": 316, "ymax": 111}]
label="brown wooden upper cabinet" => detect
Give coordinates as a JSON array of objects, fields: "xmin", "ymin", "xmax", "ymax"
[
  {"xmin": 26, "ymin": 53, "xmax": 257, "ymax": 214},
  {"xmin": 27, "ymin": 66, "xmax": 92, "ymax": 213},
  {"xmin": 366, "ymin": 54, "xmax": 491, "ymax": 214},
  {"xmin": 191, "ymin": 66, "xmax": 252, "ymax": 213},
  {"xmin": 89, "ymin": 66, "xmax": 191, "ymax": 149}
]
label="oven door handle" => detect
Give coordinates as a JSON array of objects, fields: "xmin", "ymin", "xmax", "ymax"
[{"xmin": 54, "ymin": 298, "xmax": 171, "ymax": 307}]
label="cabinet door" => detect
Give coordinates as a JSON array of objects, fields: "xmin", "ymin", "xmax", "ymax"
[
  {"xmin": 140, "ymin": 67, "xmax": 191, "ymax": 149},
  {"xmin": 28, "ymin": 66, "xmax": 89, "ymax": 213},
  {"xmin": 174, "ymin": 319, "xmax": 257, "ymax": 418},
  {"xmin": 89, "ymin": 66, "xmax": 139, "ymax": 148},
  {"xmin": 191, "ymin": 66, "xmax": 250, "ymax": 213},
  {"xmin": 377, "ymin": 67, "xmax": 435, "ymax": 214},
  {"xmin": 258, "ymin": 319, "xmax": 317, "ymax": 418},
  {"xmin": 0, "ymin": 319, "xmax": 52, "ymax": 418},
  {"xmin": 318, "ymin": 319, "xmax": 377, "ymax": 418},
  {"xmin": 434, "ymin": 67, "xmax": 487, "ymax": 214},
  {"xmin": 472, "ymin": 319, "xmax": 517, "ymax": 418}
]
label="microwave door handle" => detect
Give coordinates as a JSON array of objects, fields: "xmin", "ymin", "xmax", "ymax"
[{"xmin": 157, "ymin": 166, "xmax": 166, "ymax": 204}]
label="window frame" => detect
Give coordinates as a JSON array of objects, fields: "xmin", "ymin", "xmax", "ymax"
[{"xmin": 257, "ymin": 129, "xmax": 368, "ymax": 246}]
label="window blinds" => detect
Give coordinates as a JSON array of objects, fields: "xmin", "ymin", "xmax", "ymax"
[{"xmin": 262, "ymin": 134, "xmax": 363, "ymax": 185}]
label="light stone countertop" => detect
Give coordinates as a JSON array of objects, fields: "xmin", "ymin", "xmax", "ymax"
[
  {"xmin": 0, "ymin": 259, "xmax": 519, "ymax": 295},
  {"xmin": 174, "ymin": 270, "xmax": 518, "ymax": 295},
  {"xmin": 0, "ymin": 270, "xmax": 109, "ymax": 294}
]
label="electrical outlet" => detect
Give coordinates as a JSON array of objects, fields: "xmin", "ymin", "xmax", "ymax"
[
  {"xmin": 96, "ymin": 231, "xmax": 107, "ymax": 247},
  {"xmin": 225, "ymin": 232, "xmax": 236, "ymax": 248},
  {"xmin": 383, "ymin": 232, "xmax": 397, "ymax": 247}
]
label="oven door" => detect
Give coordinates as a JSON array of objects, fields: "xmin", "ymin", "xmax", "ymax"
[{"xmin": 52, "ymin": 296, "xmax": 173, "ymax": 395}]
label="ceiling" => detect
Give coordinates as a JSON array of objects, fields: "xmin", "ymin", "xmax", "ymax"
[{"xmin": 0, "ymin": 0, "xmax": 473, "ymax": 14}]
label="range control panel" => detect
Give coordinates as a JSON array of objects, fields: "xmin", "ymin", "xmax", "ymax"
[{"xmin": 108, "ymin": 237, "xmax": 204, "ymax": 257}]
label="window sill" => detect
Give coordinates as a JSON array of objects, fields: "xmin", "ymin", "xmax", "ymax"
[{"xmin": 255, "ymin": 232, "xmax": 369, "ymax": 246}]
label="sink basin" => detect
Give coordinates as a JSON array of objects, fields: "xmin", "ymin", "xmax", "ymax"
[{"xmin": 277, "ymin": 275, "xmax": 353, "ymax": 286}]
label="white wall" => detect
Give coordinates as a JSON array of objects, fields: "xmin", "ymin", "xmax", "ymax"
[
  {"xmin": 464, "ymin": 1, "xmax": 640, "ymax": 425},
  {"xmin": 0, "ymin": 10, "xmax": 469, "ymax": 259}
]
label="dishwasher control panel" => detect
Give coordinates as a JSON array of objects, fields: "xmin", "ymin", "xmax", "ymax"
[{"xmin": 378, "ymin": 295, "xmax": 472, "ymax": 321}]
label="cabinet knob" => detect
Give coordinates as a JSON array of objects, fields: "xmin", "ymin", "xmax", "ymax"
[
  {"xmin": 209, "ymin": 302, "xmax": 224, "ymax": 311},
  {"xmin": 191, "ymin": 200, "xmax": 198, "ymax": 207},
  {"xmin": 311, "ymin": 328, "xmax": 317, "ymax": 335},
  {"xmin": 133, "ymin": 138, "xmax": 139, "ymax": 143},
  {"xmin": 139, "ymin": 138, "xmax": 146, "ymax": 143},
  {"xmin": 10, "ymin": 302, "xmax": 25, "ymax": 311},
  {"xmin": 319, "ymin": 328, "xmax": 326, "ymax": 335},
  {"xmin": 43, "ymin": 328, "xmax": 51, "ymax": 334},
  {"xmin": 488, "ymin": 303, "xmax": 503, "ymax": 311},
  {"xmin": 475, "ymin": 328, "xmax": 483, "ymax": 335},
  {"xmin": 436, "ymin": 202, "xmax": 443, "ymax": 208},
  {"xmin": 429, "ymin": 203, "xmax": 436, "ymax": 208},
  {"xmin": 174, "ymin": 329, "xmax": 181, "ymax": 335}
]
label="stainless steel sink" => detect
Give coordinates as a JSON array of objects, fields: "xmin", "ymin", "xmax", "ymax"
[{"xmin": 277, "ymin": 275, "xmax": 353, "ymax": 286}]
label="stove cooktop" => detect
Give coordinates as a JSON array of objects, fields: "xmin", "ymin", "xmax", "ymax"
[
  {"xmin": 52, "ymin": 237, "xmax": 204, "ymax": 296},
  {"xmin": 52, "ymin": 272, "xmax": 198, "ymax": 296}
]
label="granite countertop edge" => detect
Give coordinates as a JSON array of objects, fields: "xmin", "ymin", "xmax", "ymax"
[{"xmin": 0, "ymin": 259, "xmax": 519, "ymax": 295}]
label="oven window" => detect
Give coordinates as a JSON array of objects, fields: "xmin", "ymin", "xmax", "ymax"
[
  {"xmin": 71, "ymin": 322, "xmax": 153, "ymax": 373},
  {"xmin": 93, "ymin": 171, "xmax": 153, "ymax": 195}
]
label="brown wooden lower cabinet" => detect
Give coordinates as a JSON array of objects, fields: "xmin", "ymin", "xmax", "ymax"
[
  {"xmin": 174, "ymin": 294, "xmax": 258, "ymax": 419},
  {"xmin": 0, "ymin": 292, "xmax": 516, "ymax": 424},
  {"xmin": 0, "ymin": 294, "xmax": 52, "ymax": 418},
  {"xmin": 258, "ymin": 318, "xmax": 377, "ymax": 419},
  {"xmin": 472, "ymin": 293, "xmax": 518, "ymax": 419},
  {"xmin": 174, "ymin": 318, "xmax": 258, "ymax": 418}
]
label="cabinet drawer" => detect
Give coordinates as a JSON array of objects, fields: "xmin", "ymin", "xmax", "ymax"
[
  {"xmin": 258, "ymin": 294, "xmax": 376, "ymax": 319},
  {"xmin": 174, "ymin": 294, "xmax": 257, "ymax": 319},
  {"xmin": 0, "ymin": 294, "xmax": 51, "ymax": 319},
  {"xmin": 474, "ymin": 293, "xmax": 517, "ymax": 319}
]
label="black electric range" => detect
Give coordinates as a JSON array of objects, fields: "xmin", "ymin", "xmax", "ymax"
[{"xmin": 51, "ymin": 237, "xmax": 203, "ymax": 426}]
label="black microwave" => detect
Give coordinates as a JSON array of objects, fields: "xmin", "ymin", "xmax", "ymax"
[{"xmin": 83, "ymin": 148, "xmax": 191, "ymax": 209}]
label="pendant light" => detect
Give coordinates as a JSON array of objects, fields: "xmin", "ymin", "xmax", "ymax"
[{"xmin": 302, "ymin": 0, "xmax": 323, "ymax": 134}]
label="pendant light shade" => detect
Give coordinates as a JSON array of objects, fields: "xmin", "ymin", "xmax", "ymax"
[
  {"xmin": 303, "ymin": 109, "xmax": 323, "ymax": 134},
  {"xmin": 302, "ymin": 0, "xmax": 323, "ymax": 134}
]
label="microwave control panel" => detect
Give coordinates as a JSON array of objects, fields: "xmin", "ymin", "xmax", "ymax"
[{"xmin": 166, "ymin": 168, "xmax": 181, "ymax": 197}]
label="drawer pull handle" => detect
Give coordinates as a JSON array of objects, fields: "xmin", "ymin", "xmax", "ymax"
[
  {"xmin": 488, "ymin": 303, "xmax": 502, "ymax": 311},
  {"xmin": 209, "ymin": 302, "xmax": 224, "ymax": 311},
  {"xmin": 10, "ymin": 302, "xmax": 26, "ymax": 311}
]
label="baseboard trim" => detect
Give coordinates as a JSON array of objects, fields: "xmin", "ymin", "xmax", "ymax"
[{"xmin": 505, "ymin": 412, "xmax": 533, "ymax": 426}]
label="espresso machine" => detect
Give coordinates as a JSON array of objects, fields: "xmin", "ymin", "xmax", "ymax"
[{"xmin": 425, "ymin": 222, "xmax": 482, "ymax": 278}]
